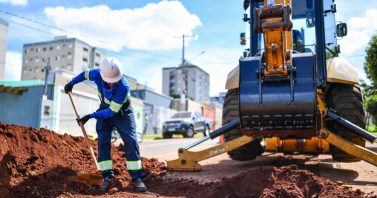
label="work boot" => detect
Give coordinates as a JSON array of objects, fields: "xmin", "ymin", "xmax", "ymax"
[
  {"xmin": 99, "ymin": 177, "xmax": 114, "ymax": 192},
  {"xmin": 135, "ymin": 179, "xmax": 147, "ymax": 192}
]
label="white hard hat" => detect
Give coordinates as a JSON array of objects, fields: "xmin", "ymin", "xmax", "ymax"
[{"xmin": 99, "ymin": 57, "xmax": 123, "ymax": 83}]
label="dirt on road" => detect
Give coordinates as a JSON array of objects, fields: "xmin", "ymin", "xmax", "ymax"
[{"xmin": 0, "ymin": 122, "xmax": 375, "ymax": 198}]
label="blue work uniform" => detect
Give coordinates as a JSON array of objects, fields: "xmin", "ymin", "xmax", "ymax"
[{"xmin": 69, "ymin": 68, "xmax": 145, "ymax": 181}]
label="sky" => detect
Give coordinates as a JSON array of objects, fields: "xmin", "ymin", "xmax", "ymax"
[{"xmin": 1, "ymin": 0, "xmax": 377, "ymax": 96}]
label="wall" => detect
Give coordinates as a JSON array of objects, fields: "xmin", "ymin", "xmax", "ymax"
[
  {"xmin": 53, "ymin": 86, "xmax": 98, "ymax": 137},
  {"xmin": 131, "ymin": 97, "xmax": 144, "ymax": 134},
  {"xmin": 0, "ymin": 85, "xmax": 54, "ymax": 128},
  {"xmin": 0, "ymin": 19, "xmax": 8, "ymax": 81},
  {"xmin": 131, "ymin": 89, "xmax": 172, "ymax": 109}
]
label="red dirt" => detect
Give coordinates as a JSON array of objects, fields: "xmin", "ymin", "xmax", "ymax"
[
  {"xmin": 0, "ymin": 122, "xmax": 166, "ymax": 197},
  {"xmin": 0, "ymin": 122, "xmax": 375, "ymax": 198}
]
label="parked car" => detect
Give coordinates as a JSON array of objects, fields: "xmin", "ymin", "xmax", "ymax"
[{"xmin": 162, "ymin": 111, "xmax": 211, "ymax": 138}]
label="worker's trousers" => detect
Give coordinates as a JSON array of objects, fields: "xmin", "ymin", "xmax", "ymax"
[{"xmin": 96, "ymin": 106, "xmax": 145, "ymax": 181}]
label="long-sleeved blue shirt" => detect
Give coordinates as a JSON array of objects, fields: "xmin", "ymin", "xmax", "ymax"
[{"xmin": 70, "ymin": 68, "xmax": 130, "ymax": 119}]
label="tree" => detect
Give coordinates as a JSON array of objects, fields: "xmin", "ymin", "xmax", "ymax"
[
  {"xmin": 365, "ymin": 35, "xmax": 377, "ymax": 84},
  {"xmin": 363, "ymin": 35, "xmax": 377, "ymax": 120}
]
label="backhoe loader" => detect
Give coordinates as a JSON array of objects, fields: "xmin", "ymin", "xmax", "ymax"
[{"xmin": 167, "ymin": 0, "xmax": 377, "ymax": 171}]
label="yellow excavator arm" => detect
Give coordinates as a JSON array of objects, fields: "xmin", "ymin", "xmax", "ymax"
[{"xmin": 254, "ymin": 0, "xmax": 293, "ymax": 76}]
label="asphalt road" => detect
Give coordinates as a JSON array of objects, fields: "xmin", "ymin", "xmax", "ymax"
[{"xmin": 139, "ymin": 137, "xmax": 219, "ymax": 160}]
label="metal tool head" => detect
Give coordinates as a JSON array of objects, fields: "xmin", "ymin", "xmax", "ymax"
[{"xmin": 73, "ymin": 170, "xmax": 103, "ymax": 185}]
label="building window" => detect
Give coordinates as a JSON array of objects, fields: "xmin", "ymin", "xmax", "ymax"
[
  {"xmin": 43, "ymin": 47, "xmax": 47, "ymax": 52},
  {"xmin": 68, "ymin": 55, "xmax": 72, "ymax": 59},
  {"xmin": 30, "ymin": 48, "xmax": 34, "ymax": 51},
  {"xmin": 68, "ymin": 52, "xmax": 72, "ymax": 55},
  {"xmin": 35, "ymin": 58, "xmax": 39, "ymax": 62},
  {"xmin": 95, "ymin": 53, "xmax": 100, "ymax": 57},
  {"xmin": 83, "ymin": 57, "xmax": 88, "ymax": 62},
  {"xmin": 23, "ymin": 68, "xmax": 27, "ymax": 73},
  {"xmin": 68, "ymin": 44, "xmax": 73, "ymax": 48},
  {"xmin": 29, "ymin": 58, "xmax": 33, "ymax": 62},
  {"xmin": 41, "ymin": 68, "xmax": 45, "ymax": 72},
  {"xmin": 36, "ymin": 48, "xmax": 40, "ymax": 52},
  {"xmin": 62, "ymin": 55, "xmax": 66, "ymax": 59},
  {"xmin": 49, "ymin": 46, "xmax": 53, "ymax": 51},
  {"xmin": 95, "ymin": 62, "xmax": 100, "ymax": 67},
  {"xmin": 83, "ymin": 47, "xmax": 89, "ymax": 52},
  {"xmin": 56, "ymin": 45, "xmax": 61, "ymax": 50},
  {"xmin": 24, "ymin": 49, "xmax": 28, "ymax": 54},
  {"xmin": 55, "ymin": 56, "xmax": 60, "ymax": 61}
]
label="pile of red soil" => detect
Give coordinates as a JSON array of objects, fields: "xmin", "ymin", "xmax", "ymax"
[
  {"xmin": 0, "ymin": 122, "xmax": 166, "ymax": 197},
  {"xmin": 200, "ymin": 165, "xmax": 370, "ymax": 198}
]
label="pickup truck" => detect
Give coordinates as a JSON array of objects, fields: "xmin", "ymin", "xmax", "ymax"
[{"xmin": 162, "ymin": 111, "xmax": 211, "ymax": 138}]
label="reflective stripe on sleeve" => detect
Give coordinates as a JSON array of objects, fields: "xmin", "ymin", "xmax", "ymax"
[
  {"xmin": 84, "ymin": 70, "xmax": 91, "ymax": 80},
  {"xmin": 126, "ymin": 160, "xmax": 142, "ymax": 170},
  {"xmin": 103, "ymin": 97, "xmax": 111, "ymax": 105},
  {"xmin": 109, "ymin": 101, "xmax": 122, "ymax": 113},
  {"xmin": 98, "ymin": 160, "xmax": 112, "ymax": 171}
]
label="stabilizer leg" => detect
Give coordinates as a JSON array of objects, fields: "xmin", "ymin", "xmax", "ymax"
[
  {"xmin": 167, "ymin": 136, "xmax": 254, "ymax": 171},
  {"xmin": 320, "ymin": 128, "xmax": 377, "ymax": 166}
]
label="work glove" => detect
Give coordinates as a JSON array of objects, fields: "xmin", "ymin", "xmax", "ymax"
[
  {"xmin": 64, "ymin": 82, "xmax": 74, "ymax": 94},
  {"xmin": 77, "ymin": 114, "xmax": 92, "ymax": 126}
]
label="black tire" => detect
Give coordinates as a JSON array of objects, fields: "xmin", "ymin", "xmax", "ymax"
[
  {"xmin": 223, "ymin": 88, "xmax": 264, "ymax": 161},
  {"xmin": 162, "ymin": 132, "xmax": 172, "ymax": 139},
  {"xmin": 203, "ymin": 125, "xmax": 210, "ymax": 136},
  {"xmin": 184, "ymin": 126, "xmax": 195, "ymax": 138},
  {"xmin": 326, "ymin": 84, "xmax": 366, "ymax": 162}
]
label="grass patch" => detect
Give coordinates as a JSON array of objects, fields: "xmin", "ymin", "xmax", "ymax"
[
  {"xmin": 143, "ymin": 134, "xmax": 163, "ymax": 139},
  {"xmin": 367, "ymin": 125, "xmax": 377, "ymax": 133}
]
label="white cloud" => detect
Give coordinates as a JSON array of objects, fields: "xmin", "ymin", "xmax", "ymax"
[
  {"xmin": 0, "ymin": 0, "xmax": 27, "ymax": 6},
  {"xmin": 339, "ymin": 8, "xmax": 377, "ymax": 54},
  {"xmin": 44, "ymin": 1, "xmax": 202, "ymax": 52},
  {"xmin": 4, "ymin": 51, "xmax": 22, "ymax": 81}
]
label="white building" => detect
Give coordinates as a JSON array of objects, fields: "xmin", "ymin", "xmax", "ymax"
[
  {"xmin": 162, "ymin": 63, "xmax": 210, "ymax": 103},
  {"xmin": 21, "ymin": 36, "xmax": 106, "ymax": 80},
  {"xmin": 0, "ymin": 18, "xmax": 8, "ymax": 81}
]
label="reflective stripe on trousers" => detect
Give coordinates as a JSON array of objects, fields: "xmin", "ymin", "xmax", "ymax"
[
  {"xmin": 98, "ymin": 160, "xmax": 112, "ymax": 171},
  {"xmin": 126, "ymin": 160, "xmax": 142, "ymax": 170}
]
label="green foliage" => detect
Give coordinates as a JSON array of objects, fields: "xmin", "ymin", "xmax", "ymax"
[
  {"xmin": 365, "ymin": 35, "xmax": 377, "ymax": 85},
  {"xmin": 363, "ymin": 35, "xmax": 377, "ymax": 119},
  {"xmin": 169, "ymin": 93, "xmax": 181, "ymax": 99},
  {"xmin": 365, "ymin": 94, "xmax": 377, "ymax": 119}
]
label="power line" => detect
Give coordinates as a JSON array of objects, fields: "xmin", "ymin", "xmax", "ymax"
[{"xmin": 0, "ymin": 8, "xmax": 181, "ymax": 61}]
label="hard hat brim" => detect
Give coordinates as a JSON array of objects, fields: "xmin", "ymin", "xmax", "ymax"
[{"xmin": 100, "ymin": 72, "xmax": 122, "ymax": 83}]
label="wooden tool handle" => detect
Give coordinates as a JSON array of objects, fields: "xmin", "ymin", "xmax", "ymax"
[{"xmin": 68, "ymin": 92, "xmax": 100, "ymax": 171}]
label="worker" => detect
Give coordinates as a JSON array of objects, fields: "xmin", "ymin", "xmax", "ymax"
[
  {"xmin": 293, "ymin": 29, "xmax": 305, "ymax": 53},
  {"xmin": 64, "ymin": 57, "xmax": 147, "ymax": 192}
]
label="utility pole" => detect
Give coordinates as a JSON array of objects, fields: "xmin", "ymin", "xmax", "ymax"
[
  {"xmin": 43, "ymin": 58, "xmax": 51, "ymax": 97},
  {"xmin": 175, "ymin": 34, "xmax": 194, "ymax": 111},
  {"xmin": 176, "ymin": 34, "xmax": 194, "ymax": 66}
]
